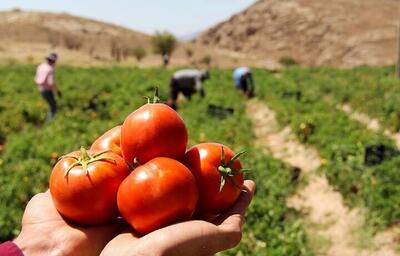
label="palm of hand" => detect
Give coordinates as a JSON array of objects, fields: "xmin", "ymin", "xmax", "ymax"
[
  {"xmin": 101, "ymin": 180, "xmax": 255, "ymax": 256},
  {"xmin": 14, "ymin": 180, "xmax": 255, "ymax": 256},
  {"xmin": 14, "ymin": 191, "xmax": 123, "ymax": 256}
]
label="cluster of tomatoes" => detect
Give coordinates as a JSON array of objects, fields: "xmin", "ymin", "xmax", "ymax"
[{"xmin": 49, "ymin": 93, "xmax": 245, "ymax": 235}]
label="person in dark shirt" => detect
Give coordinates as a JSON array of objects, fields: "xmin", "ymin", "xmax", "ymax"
[{"xmin": 168, "ymin": 69, "xmax": 209, "ymax": 109}]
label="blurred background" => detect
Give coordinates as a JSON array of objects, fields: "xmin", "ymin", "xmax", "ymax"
[{"xmin": 0, "ymin": 0, "xmax": 398, "ymax": 68}]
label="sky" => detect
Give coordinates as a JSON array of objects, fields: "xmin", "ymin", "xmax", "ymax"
[{"xmin": 0, "ymin": 0, "xmax": 257, "ymax": 37}]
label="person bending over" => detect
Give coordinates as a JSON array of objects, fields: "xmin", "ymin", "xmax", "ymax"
[
  {"xmin": 168, "ymin": 69, "xmax": 209, "ymax": 109},
  {"xmin": 233, "ymin": 67, "xmax": 255, "ymax": 98}
]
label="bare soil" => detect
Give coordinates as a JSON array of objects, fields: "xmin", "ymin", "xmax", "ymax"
[
  {"xmin": 246, "ymin": 99, "xmax": 399, "ymax": 256},
  {"xmin": 338, "ymin": 104, "xmax": 400, "ymax": 148},
  {"xmin": 197, "ymin": 0, "xmax": 400, "ymax": 68}
]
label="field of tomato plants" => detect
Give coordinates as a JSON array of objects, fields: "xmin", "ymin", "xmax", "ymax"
[
  {"xmin": 0, "ymin": 65, "xmax": 310, "ymax": 255},
  {"xmin": 284, "ymin": 66, "xmax": 400, "ymax": 132},
  {"xmin": 254, "ymin": 66, "xmax": 400, "ymax": 230}
]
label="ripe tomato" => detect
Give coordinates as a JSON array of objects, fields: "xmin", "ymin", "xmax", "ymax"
[
  {"xmin": 90, "ymin": 125, "xmax": 122, "ymax": 156},
  {"xmin": 121, "ymin": 103, "xmax": 188, "ymax": 164},
  {"xmin": 50, "ymin": 147, "xmax": 130, "ymax": 225},
  {"xmin": 117, "ymin": 157, "xmax": 198, "ymax": 234},
  {"xmin": 183, "ymin": 143, "xmax": 244, "ymax": 215}
]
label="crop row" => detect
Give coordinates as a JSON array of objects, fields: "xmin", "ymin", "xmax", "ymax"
[
  {"xmin": 254, "ymin": 68, "xmax": 400, "ymax": 230},
  {"xmin": 0, "ymin": 65, "xmax": 311, "ymax": 255},
  {"xmin": 279, "ymin": 66, "xmax": 400, "ymax": 131}
]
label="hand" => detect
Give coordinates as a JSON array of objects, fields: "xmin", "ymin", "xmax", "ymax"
[
  {"xmin": 101, "ymin": 180, "xmax": 256, "ymax": 256},
  {"xmin": 13, "ymin": 191, "xmax": 124, "ymax": 256}
]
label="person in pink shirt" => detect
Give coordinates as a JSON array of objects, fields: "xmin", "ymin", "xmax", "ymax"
[{"xmin": 34, "ymin": 53, "xmax": 60, "ymax": 121}]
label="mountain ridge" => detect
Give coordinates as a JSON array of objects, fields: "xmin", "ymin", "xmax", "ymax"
[{"xmin": 196, "ymin": 0, "xmax": 400, "ymax": 67}]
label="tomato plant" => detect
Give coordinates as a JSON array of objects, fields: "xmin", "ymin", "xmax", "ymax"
[
  {"xmin": 90, "ymin": 125, "xmax": 122, "ymax": 156},
  {"xmin": 121, "ymin": 93, "xmax": 188, "ymax": 165},
  {"xmin": 117, "ymin": 157, "xmax": 198, "ymax": 234},
  {"xmin": 0, "ymin": 66, "xmax": 313, "ymax": 255},
  {"xmin": 49, "ymin": 147, "xmax": 130, "ymax": 225},
  {"xmin": 184, "ymin": 143, "xmax": 244, "ymax": 215}
]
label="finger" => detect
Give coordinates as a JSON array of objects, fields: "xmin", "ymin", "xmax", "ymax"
[
  {"xmin": 101, "ymin": 232, "xmax": 138, "ymax": 255},
  {"xmin": 207, "ymin": 180, "xmax": 255, "ymax": 250},
  {"xmin": 136, "ymin": 220, "xmax": 230, "ymax": 256},
  {"xmin": 83, "ymin": 217, "xmax": 130, "ymax": 239},
  {"xmin": 213, "ymin": 180, "xmax": 255, "ymax": 227},
  {"xmin": 135, "ymin": 181, "xmax": 256, "ymax": 256},
  {"xmin": 22, "ymin": 191, "xmax": 61, "ymax": 224}
]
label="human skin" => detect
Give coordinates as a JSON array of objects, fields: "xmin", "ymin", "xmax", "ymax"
[
  {"xmin": 101, "ymin": 180, "xmax": 256, "ymax": 256},
  {"xmin": 13, "ymin": 191, "xmax": 125, "ymax": 256},
  {"xmin": 13, "ymin": 180, "xmax": 255, "ymax": 256}
]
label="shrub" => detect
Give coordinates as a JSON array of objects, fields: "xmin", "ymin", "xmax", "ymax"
[
  {"xmin": 132, "ymin": 46, "xmax": 146, "ymax": 62},
  {"xmin": 279, "ymin": 56, "xmax": 298, "ymax": 67}
]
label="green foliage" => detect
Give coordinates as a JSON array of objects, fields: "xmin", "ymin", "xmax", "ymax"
[
  {"xmin": 200, "ymin": 54, "xmax": 212, "ymax": 66},
  {"xmin": 132, "ymin": 46, "xmax": 147, "ymax": 62},
  {"xmin": 254, "ymin": 66, "xmax": 400, "ymax": 230},
  {"xmin": 279, "ymin": 56, "xmax": 298, "ymax": 67},
  {"xmin": 287, "ymin": 66, "xmax": 400, "ymax": 131},
  {"xmin": 0, "ymin": 65, "xmax": 311, "ymax": 255},
  {"xmin": 151, "ymin": 31, "xmax": 177, "ymax": 56},
  {"xmin": 185, "ymin": 47, "xmax": 193, "ymax": 58}
]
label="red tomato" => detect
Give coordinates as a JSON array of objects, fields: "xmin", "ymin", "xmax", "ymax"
[
  {"xmin": 117, "ymin": 157, "xmax": 198, "ymax": 234},
  {"xmin": 90, "ymin": 125, "xmax": 122, "ymax": 156},
  {"xmin": 183, "ymin": 143, "xmax": 244, "ymax": 215},
  {"xmin": 50, "ymin": 147, "xmax": 130, "ymax": 225},
  {"xmin": 121, "ymin": 103, "xmax": 188, "ymax": 165}
]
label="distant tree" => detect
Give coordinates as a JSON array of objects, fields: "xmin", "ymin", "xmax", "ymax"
[
  {"xmin": 185, "ymin": 47, "xmax": 193, "ymax": 59},
  {"xmin": 200, "ymin": 54, "xmax": 212, "ymax": 67},
  {"xmin": 132, "ymin": 46, "xmax": 147, "ymax": 62},
  {"xmin": 151, "ymin": 31, "xmax": 177, "ymax": 66},
  {"xmin": 279, "ymin": 56, "xmax": 298, "ymax": 67}
]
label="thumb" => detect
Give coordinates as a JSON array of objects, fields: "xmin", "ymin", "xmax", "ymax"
[{"xmin": 214, "ymin": 180, "xmax": 256, "ymax": 227}]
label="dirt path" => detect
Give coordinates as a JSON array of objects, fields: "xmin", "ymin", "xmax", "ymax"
[
  {"xmin": 246, "ymin": 99, "xmax": 399, "ymax": 256},
  {"xmin": 337, "ymin": 103, "xmax": 400, "ymax": 252},
  {"xmin": 338, "ymin": 104, "xmax": 400, "ymax": 148}
]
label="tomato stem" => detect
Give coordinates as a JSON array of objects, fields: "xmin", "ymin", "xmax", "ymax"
[
  {"xmin": 80, "ymin": 147, "xmax": 90, "ymax": 162},
  {"xmin": 218, "ymin": 147, "xmax": 248, "ymax": 192},
  {"xmin": 153, "ymin": 87, "xmax": 160, "ymax": 103},
  {"xmin": 144, "ymin": 87, "xmax": 161, "ymax": 104},
  {"xmin": 62, "ymin": 147, "xmax": 116, "ymax": 178}
]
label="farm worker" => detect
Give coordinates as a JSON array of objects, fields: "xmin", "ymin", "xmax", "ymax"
[
  {"xmin": 163, "ymin": 54, "xmax": 169, "ymax": 66},
  {"xmin": 34, "ymin": 53, "xmax": 60, "ymax": 121},
  {"xmin": 233, "ymin": 67, "xmax": 255, "ymax": 97},
  {"xmin": 167, "ymin": 69, "xmax": 209, "ymax": 109},
  {"xmin": 0, "ymin": 181, "xmax": 255, "ymax": 255}
]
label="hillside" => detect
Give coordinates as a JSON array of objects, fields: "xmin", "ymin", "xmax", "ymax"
[
  {"xmin": 196, "ymin": 0, "xmax": 400, "ymax": 68},
  {"xmin": 0, "ymin": 9, "xmax": 151, "ymax": 65},
  {"xmin": 0, "ymin": 9, "xmax": 242, "ymax": 67}
]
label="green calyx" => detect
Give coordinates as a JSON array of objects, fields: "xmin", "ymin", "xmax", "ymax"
[
  {"xmin": 144, "ymin": 87, "xmax": 161, "ymax": 104},
  {"xmin": 61, "ymin": 147, "xmax": 116, "ymax": 177},
  {"xmin": 218, "ymin": 147, "xmax": 248, "ymax": 192}
]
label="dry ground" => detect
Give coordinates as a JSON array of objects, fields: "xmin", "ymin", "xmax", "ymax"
[{"xmin": 246, "ymin": 99, "xmax": 399, "ymax": 256}]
